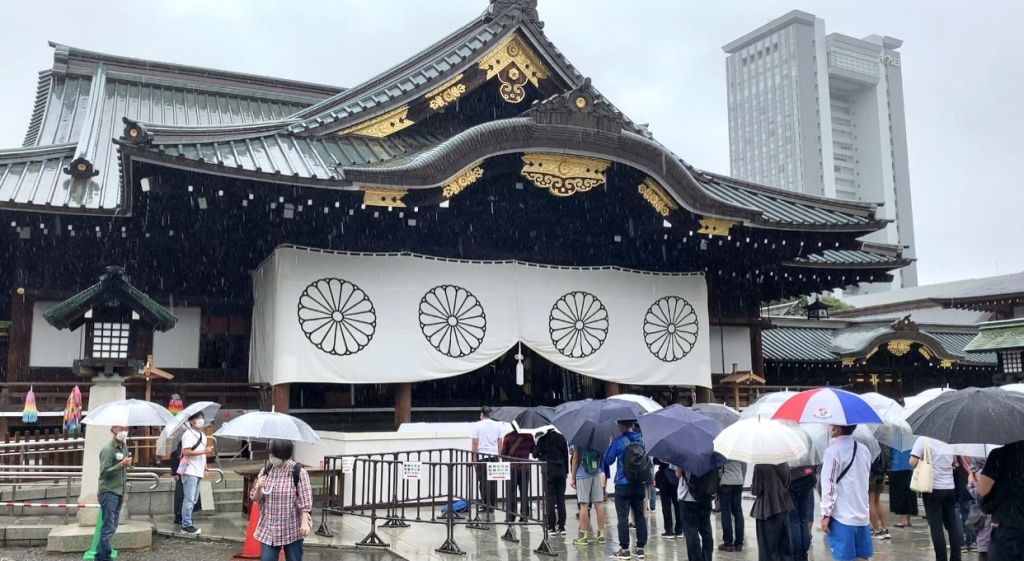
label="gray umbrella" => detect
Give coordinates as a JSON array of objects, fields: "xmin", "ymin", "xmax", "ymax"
[
  {"xmin": 692, "ymin": 403, "xmax": 741, "ymax": 428},
  {"xmin": 906, "ymin": 387, "xmax": 1024, "ymax": 445}
]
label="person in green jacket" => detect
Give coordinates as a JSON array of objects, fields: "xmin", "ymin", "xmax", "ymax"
[{"xmin": 96, "ymin": 425, "xmax": 132, "ymax": 561}]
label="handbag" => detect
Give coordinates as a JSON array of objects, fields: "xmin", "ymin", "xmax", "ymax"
[
  {"xmin": 966, "ymin": 502, "xmax": 986, "ymax": 532},
  {"xmin": 910, "ymin": 439, "xmax": 934, "ymax": 493},
  {"xmin": 175, "ymin": 429, "xmax": 203, "ymax": 476}
]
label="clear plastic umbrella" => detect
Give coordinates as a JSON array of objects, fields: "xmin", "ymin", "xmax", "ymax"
[
  {"xmin": 860, "ymin": 392, "xmax": 916, "ymax": 451},
  {"xmin": 214, "ymin": 410, "xmax": 322, "ymax": 444},
  {"xmin": 903, "ymin": 387, "xmax": 956, "ymax": 416},
  {"xmin": 740, "ymin": 391, "xmax": 799, "ymax": 420},
  {"xmin": 156, "ymin": 401, "xmax": 222, "ymax": 456},
  {"xmin": 609, "ymin": 394, "xmax": 662, "ymax": 413},
  {"xmin": 82, "ymin": 399, "xmax": 176, "ymax": 427},
  {"xmin": 1001, "ymin": 383, "xmax": 1024, "ymax": 394}
]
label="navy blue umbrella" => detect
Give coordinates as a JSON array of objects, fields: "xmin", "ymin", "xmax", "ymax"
[{"xmin": 637, "ymin": 404, "xmax": 728, "ymax": 476}]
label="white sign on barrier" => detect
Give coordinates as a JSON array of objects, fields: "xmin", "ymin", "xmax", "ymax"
[
  {"xmin": 342, "ymin": 457, "xmax": 355, "ymax": 474},
  {"xmin": 487, "ymin": 462, "xmax": 511, "ymax": 481},
  {"xmin": 403, "ymin": 461, "xmax": 423, "ymax": 480}
]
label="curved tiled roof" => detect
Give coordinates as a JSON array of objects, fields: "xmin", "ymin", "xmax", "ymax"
[{"xmin": 763, "ymin": 324, "xmax": 996, "ymax": 365}]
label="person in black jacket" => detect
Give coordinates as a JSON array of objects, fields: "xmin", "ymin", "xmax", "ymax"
[{"xmin": 534, "ymin": 426, "xmax": 569, "ymax": 534}]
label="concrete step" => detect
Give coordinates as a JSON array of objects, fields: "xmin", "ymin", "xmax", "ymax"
[{"xmin": 46, "ymin": 520, "xmax": 152, "ymax": 552}]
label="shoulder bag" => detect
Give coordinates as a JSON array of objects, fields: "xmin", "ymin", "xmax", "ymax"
[{"xmin": 910, "ymin": 439, "xmax": 934, "ymax": 493}]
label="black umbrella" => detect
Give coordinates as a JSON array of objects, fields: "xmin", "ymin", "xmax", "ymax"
[
  {"xmin": 511, "ymin": 407, "xmax": 556, "ymax": 430},
  {"xmin": 906, "ymin": 387, "xmax": 1024, "ymax": 445},
  {"xmin": 488, "ymin": 406, "xmax": 527, "ymax": 423}
]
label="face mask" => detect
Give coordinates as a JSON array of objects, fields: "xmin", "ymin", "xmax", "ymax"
[
  {"xmin": 194, "ymin": 419, "xmax": 205, "ymax": 429},
  {"xmin": 116, "ymin": 431, "xmax": 128, "ymax": 443},
  {"xmin": 269, "ymin": 456, "xmax": 283, "ymax": 468}
]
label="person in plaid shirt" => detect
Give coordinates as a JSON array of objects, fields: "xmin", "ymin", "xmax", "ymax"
[
  {"xmin": 501, "ymin": 423, "xmax": 536, "ymax": 523},
  {"xmin": 251, "ymin": 440, "xmax": 313, "ymax": 561}
]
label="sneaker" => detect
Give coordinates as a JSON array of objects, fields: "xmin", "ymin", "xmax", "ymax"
[
  {"xmin": 882, "ymin": 529, "xmax": 891, "ymax": 540},
  {"xmin": 629, "ymin": 522, "xmax": 635, "ymax": 528},
  {"xmin": 596, "ymin": 532, "xmax": 607, "ymax": 545},
  {"xmin": 573, "ymin": 534, "xmax": 590, "ymax": 546},
  {"xmin": 558, "ymin": 528, "xmax": 567, "ymax": 536},
  {"xmin": 612, "ymin": 549, "xmax": 632, "ymax": 559},
  {"xmin": 661, "ymin": 532, "xmax": 676, "ymax": 539},
  {"xmin": 636, "ymin": 548, "xmax": 646, "ymax": 559},
  {"xmin": 181, "ymin": 525, "xmax": 201, "ymax": 535}
]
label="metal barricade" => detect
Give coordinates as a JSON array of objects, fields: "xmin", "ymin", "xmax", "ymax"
[{"xmin": 315, "ymin": 448, "xmax": 556, "ymax": 557}]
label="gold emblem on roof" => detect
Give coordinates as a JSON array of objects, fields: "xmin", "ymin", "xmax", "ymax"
[
  {"xmin": 338, "ymin": 106, "xmax": 414, "ymax": 138},
  {"xmin": 697, "ymin": 217, "xmax": 739, "ymax": 237},
  {"xmin": 637, "ymin": 178, "xmax": 678, "ymax": 218},
  {"xmin": 360, "ymin": 187, "xmax": 408, "ymax": 208},
  {"xmin": 887, "ymin": 340, "xmax": 912, "ymax": 357},
  {"xmin": 520, "ymin": 153, "xmax": 609, "ymax": 197},
  {"xmin": 426, "ymin": 74, "xmax": 467, "ymax": 111},
  {"xmin": 442, "ymin": 163, "xmax": 485, "ymax": 199},
  {"xmin": 478, "ymin": 34, "xmax": 550, "ymax": 104}
]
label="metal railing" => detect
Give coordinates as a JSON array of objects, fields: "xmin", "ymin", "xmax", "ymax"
[
  {"xmin": 316, "ymin": 448, "xmax": 556, "ymax": 557},
  {"xmin": 0, "ymin": 469, "xmax": 160, "ymax": 524}
]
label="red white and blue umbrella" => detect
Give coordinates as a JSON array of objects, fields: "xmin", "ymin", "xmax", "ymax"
[{"xmin": 772, "ymin": 388, "xmax": 882, "ymax": 425}]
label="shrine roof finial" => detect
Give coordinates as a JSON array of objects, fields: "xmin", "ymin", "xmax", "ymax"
[{"xmin": 487, "ymin": 0, "xmax": 541, "ymax": 26}]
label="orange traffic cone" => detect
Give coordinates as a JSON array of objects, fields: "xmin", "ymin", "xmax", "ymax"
[{"xmin": 233, "ymin": 502, "xmax": 263, "ymax": 559}]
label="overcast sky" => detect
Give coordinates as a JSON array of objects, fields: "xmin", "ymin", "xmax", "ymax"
[{"xmin": 1, "ymin": 0, "xmax": 1020, "ymax": 287}]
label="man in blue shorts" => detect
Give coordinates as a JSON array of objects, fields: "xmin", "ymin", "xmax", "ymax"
[{"xmin": 820, "ymin": 424, "xmax": 873, "ymax": 561}]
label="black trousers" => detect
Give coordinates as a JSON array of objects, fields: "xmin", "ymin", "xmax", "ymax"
[
  {"xmin": 682, "ymin": 500, "xmax": 714, "ymax": 561},
  {"xmin": 657, "ymin": 477, "xmax": 682, "ymax": 535},
  {"xmin": 923, "ymin": 489, "xmax": 963, "ymax": 561},
  {"xmin": 719, "ymin": 484, "xmax": 745, "ymax": 546},
  {"xmin": 545, "ymin": 474, "xmax": 567, "ymax": 531},
  {"xmin": 990, "ymin": 525, "xmax": 1024, "ymax": 561},
  {"xmin": 475, "ymin": 456, "xmax": 498, "ymax": 511},
  {"xmin": 506, "ymin": 469, "xmax": 531, "ymax": 522},
  {"xmin": 756, "ymin": 513, "xmax": 793, "ymax": 561}
]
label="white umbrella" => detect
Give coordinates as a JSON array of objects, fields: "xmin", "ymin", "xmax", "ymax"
[
  {"xmin": 860, "ymin": 392, "xmax": 916, "ymax": 451},
  {"xmin": 82, "ymin": 399, "xmax": 176, "ymax": 427},
  {"xmin": 947, "ymin": 443, "xmax": 1001, "ymax": 458},
  {"xmin": 714, "ymin": 418, "xmax": 807, "ymax": 464},
  {"xmin": 609, "ymin": 394, "xmax": 662, "ymax": 413},
  {"xmin": 799, "ymin": 423, "xmax": 881, "ymax": 464},
  {"xmin": 1001, "ymin": 383, "xmax": 1024, "ymax": 394},
  {"xmin": 214, "ymin": 410, "xmax": 322, "ymax": 444},
  {"xmin": 740, "ymin": 391, "xmax": 799, "ymax": 420},
  {"xmin": 156, "ymin": 401, "xmax": 222, "ymax": 456},
  {"xmin": 903, "ymin": 387, "xmax": 956, "ymax": 415}
]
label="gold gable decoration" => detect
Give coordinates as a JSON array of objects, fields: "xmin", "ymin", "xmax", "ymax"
[
  {"xmin": 478, "ymin": 34, "xmax": 550, "ymax": 104},
  {"xmin": 338, "ymin": 106, "xmax": 414, "ymax": 138},
  {"xmin": 520, "ymin": 153, "xmax": 609, "ymax": 197},
  {"xmin": 426, "ymin": 74, "xmax": 467, "ymax": 110},
  {"xmin": 442, "ymin": 163, "xmax": 485, "ymax": 199},
  {"xmin": 887, "ymin": 340, "xmax": 912, "ymax": 357},
  {"xmin": 361, "ymin": 187, "xmax": 408, "ymax": 208},
  {"xmin": 637, "ymin": 177, "xmax": 678, "ymax": 217},
  {"xmin": 698, "ymin": 217, "xmax": 739, "ymax": 237}
]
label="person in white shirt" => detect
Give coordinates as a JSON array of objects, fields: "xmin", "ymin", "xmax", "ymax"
[
  {"xmin": 820, "ymin": 425, "xmax": 872, "ymax": 561},
  {"xmin": 470, "ymin": 406, "xmax": 505, "ymax": 514},
  {"xmin": 911, "ymin": 437, "xmax": 962, "ymax": 561},
  {"xmin": 179, "ymin": 412, "xmax": 208, "ymax": 535},
  {"xmin": 675, "ymin": 466, "xmax": 714, "ymax": 561}
]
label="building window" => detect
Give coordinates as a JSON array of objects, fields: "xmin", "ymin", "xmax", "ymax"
[
  {"xmin": 1002, "ymin": 350, "xmax": 1023, "ymax": 373},
  {"xmin": 833, "ymin": 141, "xmax": 854, "ymax": 152},
  {"xmin": 92, "ymin": 322, "xmax": 130, "ymax": 360},
  {"xmin": 831, "ymin": 117, "xmax": 852, "ymax": 127}
]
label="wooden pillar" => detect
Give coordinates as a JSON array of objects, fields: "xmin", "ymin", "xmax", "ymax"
[
  {"xmin": 7, "ymin": 288, "xmax": 34, "ymax": 384},
  {"xmin": 272, "ymin": 384, "xmax": 290, "ymax": 413},
  {"xmin": 604, "ymin": 382, "xmax": 620, "ymax": 398},
  {"xmin": 694, "ymin": 386, "xmax": 712, "ymax": 404},
  {"xmin": 394, "ymin": 382, "xmax": 412, "ymax": 430},
  {"xmin": 750, "ymin": 324, "xmax": 765, "ymax": 378}
]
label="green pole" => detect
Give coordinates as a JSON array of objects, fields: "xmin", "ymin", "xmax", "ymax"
[{"xmin": 83, "ymin": 506, "xmax": 118, "ymax": 560}]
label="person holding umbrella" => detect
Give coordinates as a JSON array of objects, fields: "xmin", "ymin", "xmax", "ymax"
[
  {"xmin": 179, "ymin": 412, "xmax": 209, "ymax": 535},
  {"xmin": 96, "ymin": 425, "xmax": 132, "ymax": 561},
  {"xmin": 911, "ymin": 436, "xmax": 962, "ymax": 561},
  {"xmin": 751, "ymin": 462, "xmax": 794, "ymax": 561},
  {"xmin": 534, "ymin": 426, "xmax": 569, "ymax": 535},
  {"xmin": 604, "ymin": 419, "xmax": 649, "ymax": 560},
  {"xmin": 500, "ymin": 422, "xmax": 536, "ymax": 523},
  {"xmin": 718, "ymin": 459, "xmax": 747, "ymax": 552},
  {"xmin": 569, "ymin": 444, "xmax": 607, "ymax": 546},
  {"xmin": 251, "ymin": 439, "xmax": 313, "ymax": 561},
  {"xmin": 820, "ymin": 425, "xmax": 873, "ymax": 561},
  {"xmin": 977, "ymin": 440, "xmax": 1024, "ymax": 561}
]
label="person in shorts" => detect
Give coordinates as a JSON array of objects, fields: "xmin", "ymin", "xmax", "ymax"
[
  {"xmin": 821, "ymin": 425, "xmax": 873, "ymax": 561},
  {"xmin": 570, "ymin": 445, "xmax": 607, "ymax": 546},
  {"xmin": 868, "ymin": 443, "xmax": 890, "ymax": 540}
]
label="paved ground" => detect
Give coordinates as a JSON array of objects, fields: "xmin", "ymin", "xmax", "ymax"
[{"xmin": 0, "ymin": 535, "xmax": 400, "ymax": 561}]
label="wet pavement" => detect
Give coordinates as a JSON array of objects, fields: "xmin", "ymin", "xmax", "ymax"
[{"xmin": 146, "ymin": 495, "xmax": 953, "ymax": 560}]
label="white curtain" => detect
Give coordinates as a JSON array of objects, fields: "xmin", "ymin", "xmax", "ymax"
[{"xmin": 250, "ymin": 246, "xmax": 711, "ymax": 387}]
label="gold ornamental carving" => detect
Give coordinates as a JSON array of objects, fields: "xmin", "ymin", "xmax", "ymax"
[
  {"xmin": 338, "ymin": 106, "xmax": 414, "ymax": 138},
  {"xmin": 426, "ymin": 74, "xmax": 467, "ymax": 110},
  {"xmin": 939, "ymin": 359, "xmax": 954, "ymax": 369},
  {"xmin": 637, "ymin": 178, "xmax": 678, "ymax": 217},
  {"xmin": 574, "ymin": 96, "xmax": 587, "ymax": 109},
  {"xmin": 887, "ymin": 340, "xmax": 912, "ymax": 357},
  {"xmin": 918, "ymin": 346, "xmax": 933, "ymax": 360},
  {"xmin": 842, "ymin": 358, "xmax": 856, "ymax": 367},
  {"xmin": 478, "ymin": 34, "xmax": 550, "ymax": 104},
  {"xmin": 361, "ymin": 187, "xmax": 408, "ymax": 208},
  {"xmin": 520, "ymin": 153, "xmax": 609, "ymax": 197},
  {"xmin": 697, "ymin": 217, "xmax": 739, "ymax": 237},
  {"xmin": 442, "ymin": 163, "xmax": 485, "ymax": 198}
]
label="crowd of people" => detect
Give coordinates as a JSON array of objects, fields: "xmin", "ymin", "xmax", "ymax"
[{"xmin": 468, "ymin": 405, "xmax": 1024, "ymax": 561}]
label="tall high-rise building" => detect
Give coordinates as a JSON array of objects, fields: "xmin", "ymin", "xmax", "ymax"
[{"xmin": 723, "ymin": 10, "xmax": 917, "ymax": 290}]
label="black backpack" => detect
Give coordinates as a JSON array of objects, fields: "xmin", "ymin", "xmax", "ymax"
[
  {"xmin": 688, "ymin": 469, "xmax": 721, "ymax": 502},
  {"xmin": 622, "ymin": 438, "xmax": 651, "ymax": 486}
]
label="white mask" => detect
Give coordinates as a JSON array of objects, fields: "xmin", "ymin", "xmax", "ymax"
[
  {"xmin": 194, "ymin": 419, "xmax": 205, "ymax": 429},
  {"xmin": 116, "ymin": 431, "xmax": 128, "ymax": 443},
  {"xmin": 269, "ymin": 455, "xmax": 283, "ymax": 468}
]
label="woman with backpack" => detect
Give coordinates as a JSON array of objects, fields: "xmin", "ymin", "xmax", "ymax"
[
  {"xmin": 251, "ymin": 439, "xmax": 313, "ymax": 561},
  {"xmin": 869, "ymin": 443, "xmax": 892, "ymax": 539}
]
